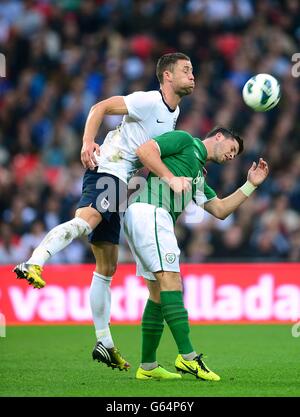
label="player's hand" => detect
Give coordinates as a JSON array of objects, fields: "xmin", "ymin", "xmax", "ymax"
[
  {"xmin": 81, "ymin": 142, "xmax": 100, "ymax": 169},
  {"xmin": 167, "ymin": 176, "xmax": 192, "ymax": 193},
  {"xmin": 247, "ymin": 158, "xmax": 269, "ymax": 186}
]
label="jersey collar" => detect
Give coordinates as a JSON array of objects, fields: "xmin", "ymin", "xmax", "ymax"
[
  {"xmin": 194, "ymin": 138, "xmax": 208, "ymax": 162},
  {"xmin": 159, "ymin": 90, "xmax": 177, "ymax": 113}
]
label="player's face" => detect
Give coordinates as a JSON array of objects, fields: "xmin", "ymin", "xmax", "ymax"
[
  {"xmin": 214, "ymin": 135, "xmax": 239, "ymax": 164},
  {"xmin": 170, "ymin": 60, "xmax": 195, "ymax": 96}
]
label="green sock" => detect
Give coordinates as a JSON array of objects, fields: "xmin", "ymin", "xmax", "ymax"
[
  {"xmin": 160, "ymin": 290, "xmax": 194, "ymax": 354},
  {"xmin": 141, "ymin": 299, "xmax": 164, "ymax": 363}
]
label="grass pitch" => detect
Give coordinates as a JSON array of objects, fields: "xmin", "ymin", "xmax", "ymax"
[{"xmin": 0, "ymin": 324, "xmax": 299, "ymax": 397}]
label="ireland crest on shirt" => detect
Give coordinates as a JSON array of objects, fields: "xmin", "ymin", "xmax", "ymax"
[{"xmin": 165, "ymin": 253, "xmax": 176, "ymax": 264}]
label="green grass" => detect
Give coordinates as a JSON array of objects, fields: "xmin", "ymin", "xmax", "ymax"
[{"xmin": 0, "ymin": 324, "xmax": 299, "ymax": 397}]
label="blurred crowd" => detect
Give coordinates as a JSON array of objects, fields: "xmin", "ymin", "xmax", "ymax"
[{"xmin": 1, "ymin": 0, "xmax": 300, "ymax": 264}]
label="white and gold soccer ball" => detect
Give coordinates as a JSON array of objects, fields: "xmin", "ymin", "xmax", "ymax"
[{"xmin": 242, "ymin": 73, "xmax": 281, "ymax": 112}]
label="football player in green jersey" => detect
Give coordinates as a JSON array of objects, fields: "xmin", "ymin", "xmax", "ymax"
[{"xmin": 123, "ymin": 127, "xmax": 269, "ymax": 380}]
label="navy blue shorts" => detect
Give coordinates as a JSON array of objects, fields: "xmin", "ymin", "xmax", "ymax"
[{"xmin": 77, "ymin": 169, "xmax": 127, "ymax": 245}]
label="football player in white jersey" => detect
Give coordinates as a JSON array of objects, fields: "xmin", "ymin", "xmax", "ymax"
[{"xmin": 14, "ymin": 52, "xmax": 195, "ymax": 371}]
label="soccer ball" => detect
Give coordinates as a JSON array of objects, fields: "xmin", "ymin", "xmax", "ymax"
[{"xmin": 242, "ymin": 73, "xmax": 281, "ymax": 112}]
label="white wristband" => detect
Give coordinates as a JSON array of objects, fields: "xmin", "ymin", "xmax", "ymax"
[{"xmin": 240, "ymin": 180, "xmax": 257, "ymax": 197}]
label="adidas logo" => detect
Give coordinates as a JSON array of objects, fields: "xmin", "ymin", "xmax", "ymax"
[{"xmin": 94, "ymin": 342, "xmax": 111, "ymax": 362}]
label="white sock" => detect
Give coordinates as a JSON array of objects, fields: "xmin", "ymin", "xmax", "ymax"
[
  {"xmin": 182, "ymin": 352, "xmax": 197, "ymax": 361},
  {"xmin": 27, "ymin": 217, "xmax": 92, "ymax": 266},
  {"xmin": 141, "ymin": 362, "xmax": 158, "ymax": 371},
  {"xmin": 90, "ymin": 272, "xmax": 114, "ymax": 348}
]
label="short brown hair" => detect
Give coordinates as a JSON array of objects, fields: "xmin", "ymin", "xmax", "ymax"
[
  {"xmin": 205, "ymin": 126, "xmax": 244, "ymax": 155},
  {"xmin": 156, "ymin": 52, "xmax": 191, "ymax": 84}
]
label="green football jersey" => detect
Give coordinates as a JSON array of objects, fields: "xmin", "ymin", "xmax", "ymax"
[{"xmin": 132, "ymin": 130, "xmax": 216, "ymax": 223}]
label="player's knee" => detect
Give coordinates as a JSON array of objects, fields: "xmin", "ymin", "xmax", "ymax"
[
  {"xmin": 155, "ymin": 271, "xmax": 182, "ymax": 292},
  {"xmin": 95, "ymin": 262, "xmax": 117, "ymax": 277},
  {"xmin": 147, "ymin": 283, "xmax": 161, "ymax": 303},
  {"xmin": 163, "ymin": 281, "xmax": 182, "ymax": 292},
  {"xmin": 149, "ymin": 292, "xmax": 160, "ymax": 303},
  {"xmin": 75, "ymin": 207, "xmax": 102, "ymax": 230}
]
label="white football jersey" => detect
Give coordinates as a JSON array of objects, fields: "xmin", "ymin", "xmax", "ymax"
[{"xmin": 96, "ymin": 90, "xmax": 179, "ymax": 183}]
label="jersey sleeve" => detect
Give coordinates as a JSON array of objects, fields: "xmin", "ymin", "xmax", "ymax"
[
  {"xmin": 194, "ymin": 182, "xmax": 217, "ymax": 206},
  {"xmin": 154, "ymin": 130, "xmax": 193, "ymax": 158},
  {"xmin": 123, "ymin": 91, "xmax": 156, "ymax": 121}
]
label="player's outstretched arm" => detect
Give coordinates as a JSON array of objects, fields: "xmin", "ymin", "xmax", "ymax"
[
  {"xmin": 204, "ymin": 158, "xmax": 269, "ymax": 219},
  {"xmin": 136, "ymin": 140, "xmax": 191, "ymax": 193},
  {"xmin": 81, "ymin": 96, "xmax": 128, "ymax": 169}
]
